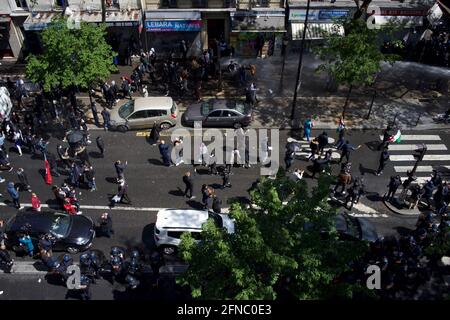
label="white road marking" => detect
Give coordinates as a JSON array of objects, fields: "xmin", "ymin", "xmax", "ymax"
[
  {"xmin": 400, "ymin": 177, "xmax": 431, "ymax": 184},
  {"xmin": 349, "ymin": 212, "xmax": 389, "ymax": 218},
  {"xmin": 353, "ymin": 202, "xmax": 379, "ymax": 214},
  {"xmin": 379, "ymin": 135, "xmax": 441, "ymax": 141},
  {"xmin": 388, "ymin": 144, "xmax": 447, "ymax": 151},
  {"xmin": 390, "ymin": 154, "xmax": 450, "ymax": 161},
  {"xmin": 393, "ymin": 165, "xmax": 450, "ymax": 172},
  {"xmin": 0, "ymin": 202, "xmax": 166, "ymax": 212},
  {"xmin": 287, "ymin": 137, "xmax": 336, "ymax": 144}
]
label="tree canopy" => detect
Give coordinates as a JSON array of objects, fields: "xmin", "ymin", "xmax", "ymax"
[
  {"xmin": 177, "ymin": 172, "xmax": 370, "ymax": 299},
  {"xmin": 314, "ymin": 19, "xmax": 400, "ymax": 88},
  {"xmin": 26, "ymin": 17, "xmax": 117, "ymax": 93}
]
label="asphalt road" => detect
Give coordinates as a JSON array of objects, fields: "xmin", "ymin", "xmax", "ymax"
[{"xmin": 2, "ymin": 127, "xmax": 450, "ymax": 299}]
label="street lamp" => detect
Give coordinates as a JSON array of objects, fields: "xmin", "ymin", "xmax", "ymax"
[{"xmin": 290, "ymin": 0, "xmax": 311, "ymax": 122}]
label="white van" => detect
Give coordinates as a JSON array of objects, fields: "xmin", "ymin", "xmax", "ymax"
[{"xmin": 154, "ymin": 209, "xmax": 235, "ymax": 255}]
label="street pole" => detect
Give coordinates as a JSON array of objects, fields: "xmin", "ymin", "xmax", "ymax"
[
  {"xmin": 411, "ymin": 144, "xmax": 427, "ymax": 177},
  {"xmin": 280, "ymin": 36, "xmax": 289, "ymax": 85},
  {"xmin": 217, "ymin": 41, "xmax": 222, "ymax": 92},
  {"xmin": 290, "ymin": 0, "xmax": 311, "ymax": 122}
]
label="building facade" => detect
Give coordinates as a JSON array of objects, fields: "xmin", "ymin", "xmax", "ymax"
[
  {"xmin": 0, "ymin": 0, "xmax": 30, "ymax": 61},
  {"xmin": 144, "ymin": 0, "xmax": 286, "ymax": 57}
]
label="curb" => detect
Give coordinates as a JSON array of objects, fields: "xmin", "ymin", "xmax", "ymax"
[{"xmin": 383, "ymin": 198, "xmax": 420, "ymax": 216}]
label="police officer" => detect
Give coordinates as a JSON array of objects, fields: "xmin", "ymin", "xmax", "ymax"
[
  {"xmin": 386, "ymin": 175, "xmax": 402, "ymax": 201},
  {"xmin": 79, "ymin": 274, "xmax": 92, "ymax": 300},
  {"xmin": 96, "ymin": 136, "xmax": 104, "ymax": 157},
  {"xmin": 97, "ymin": 212, "xmax": 114, "ymax": 238}
]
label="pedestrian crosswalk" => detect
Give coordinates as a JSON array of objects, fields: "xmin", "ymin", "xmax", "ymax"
[{"xmin": 382, "ymin": 134, "xmax": 450, "ymax": 183}]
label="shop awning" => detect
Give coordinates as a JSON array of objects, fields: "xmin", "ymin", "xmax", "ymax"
[
  {"xmin": 145, "ymin": 11, "xmax": 201, "ymax": 20},
  {"xmin": 23, "ymin": 10, "xmax": 142, "ymax": 31},
  {"xmin": 291, "ymin": 23, "xmax": 344, "ymax": 40}
]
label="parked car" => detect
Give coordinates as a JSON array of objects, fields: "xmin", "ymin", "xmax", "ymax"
[
  {"xmin": 109, "ymin": 97, "xmax": 178, "ymax": 132},
  {"xmin": 154, "ymin": 209, "xmax": 235, "ymax": 255},
  {"xmin": 5, "ymin": 211, "xmax": 95, "ymax": 254},
  {"xmin": 182, "ymin": 99, "xmax": 253, "ymax": 128}
]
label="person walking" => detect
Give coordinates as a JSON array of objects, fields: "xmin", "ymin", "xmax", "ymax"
[
  {"xmin": 182, "ymin": 172, "xmax": 195, "ymax": 199},
  {"xmin": 90, "ymin": 102, "xmax": 101, "ymax": 128},
  {"xmin": 17, "ymin": 168, "xmax": 31, "ymax": 192},
  {"xmin": 159, "ymin": 140, "xmax": 171, "ymax": 167},
  {"xmin": 121, "ymin": 77, "xmax": 132, "ymax": 100},
  {"xmin": 96, "ymin": 136, "xmax": 104, "ymax": 157},
  {"xmin": 222, "ymin": 170, "xmax": 232, "ymax": 188},
  {"xmin": 85, "ymin": 166, "xmax": 97, "ymax": 192},
  {"xmin": 378, "ymin": 125, "xmax": 392, "ymax": 151},
  {"xmin": 421, "ymin": 180, "xmax": 435, "ymax": 209},
  {"xmin": 117, "ymin": 179, "xmax": 132, "ymax": 205},
  {"xmin": 376, "ymin": 147, "xmax": 390, "ymax": 176},
  {"xmin": 149, "ymin": 122, "xmax": 160, "ymax": 146},
  {"xmin": 334, "ymin": 170, "xmax": 352, "ymax": 195},
  {"xmin": 338, "ymin": 141, "xmax": 361, "ymax": 164},
  {"xmin": 303, "ymin": 116, "xmax": 314, "ymax": 142},
  {"xmin": 308, "ymin": 138, "xmax": 319, "ymax": 161},
  {"xmin": 101, "ymin": 107, "xmax": 111, "ymax": 131},
  {"xmin": 115, "ymin": 160, "xmax": 127, "ymax": 183},
  {"xmin": 284, "ymin": 149, "xmax": 295, "ymax": 172},
  {"xmin": 385, "ymin": 175, "xmax": 402, "ymax": 201},
  {"xmin": 212, "ymin": 195, "xmax": 222, "ymax": 214},
  {"xmin": 344, "ymin": 185, "xmax": 358, "ymax": 210},
  {"xmin": 12, "ymin": 129, "xmax": 24, "ymax": 156},
  {"xmin": 201, "ymin": 185, "xmax": 211, "ymax": 209},
  {"xmin": 7, "ymin": 182, "xmax": 21, "ymax": 209},
  {"xmin": 317, "ymin": 131, "xmax": 329, "ymax": 155},
  {"xmin": 97, "ymin": 212, "xmax": 114, "ymax": 238},
  {"xmin": 31, "ymin": 193, "xmax": 41, "ymax": 212}
]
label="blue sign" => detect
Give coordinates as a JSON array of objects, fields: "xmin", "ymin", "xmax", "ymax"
[
  {"xmin": 318, "ymin": 10, "xmax": 349, "ymax": 20},
  {"xmin": 145, "ymin": 20, "xmax": 202, "ymax": 32}
]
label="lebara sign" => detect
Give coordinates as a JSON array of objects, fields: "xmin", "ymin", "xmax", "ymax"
[{"xmin": 145, "ymin": 20, "xmax": 202, "ymax": 32}]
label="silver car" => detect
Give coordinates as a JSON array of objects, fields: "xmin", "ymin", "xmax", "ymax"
[{"xmin": 109, "ymin": 97, "xmax": 178, "ymax": 132}]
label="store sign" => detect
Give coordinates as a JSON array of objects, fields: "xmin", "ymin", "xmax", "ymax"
[
  {"xmin": 145, "ymin": 20, "xmax": 202, "ymax": 32},
  {"xmin": 379, "ymin": 8, "xmax": 427, "ymax": 16},
  {"xmin": 289, "ymin": 9, "xmax": 349, "ymax": 21},
  {"xmin": 101, "ymin": 21, "xmax": 140, "ymax": 27}
]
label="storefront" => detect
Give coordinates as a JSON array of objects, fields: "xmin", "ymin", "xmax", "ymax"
[
  {"xmin": 145, "ymin": 11, "xmax": 203, "ymax": 57},
  {"xmin": 23, "ymin": 10, "xmax": 142, "ymax": 60},
  {"xmin": 230, "ymin": 9, "xmax": 286, "ymax": 57},
  {"xmin": 288, "ymin": 8, "xmax": 350, "ymax": 42}
]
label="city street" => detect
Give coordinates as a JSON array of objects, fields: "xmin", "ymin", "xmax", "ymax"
[{"xmin": 3, "ymin": 126, "xmax": 450, "ymax": 299}]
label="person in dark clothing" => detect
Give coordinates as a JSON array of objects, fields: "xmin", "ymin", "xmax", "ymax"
[
  {"xmin": 222, "ymin": 170, "xmax": 231, "ymax": 188},
  {"xmin": 101, "ymin": 107, "xmax": 111, "ymax": 131},
  {"xmin": 376, "ymin": 147, "xmax": 390, "ymax": 176},
  {"xmin": 85, "ymin": 166, "xmax": 96, "ymax": 192},
  {"xmin": 97, "ymin": 212, "xmax": 113, "ymax": 238},
  {"xmin": 46, "ymin": 152, "xmax": 60, "ymax": 177},
  {"xmin": 284, "ymin": 150, "xmax": 295, "ymax": 171},
  {"xmin": 317, "ymin": 131, "xmax": 329, "ymax": 155},
  {"xmin": 308, "ymin": 138, "xmax": 319, "ymax": 161},
  {"xmin": 96, "ymin": 136, "xmax": 104, "ymax": 157},
  {"xmin": 17, "ymin": 168, "xmax": 31, "ymax": 192},
  {"xmin": 385, "ymin": 175, "xmax": 402, "ymax": 201},
  {"xmin": 7, "ymin": 182, "xmax": 21, "ymax": 209},
  {"xmin": 159, "ymin": 140, "xmax": 171, "ymax": 166},
  {"xmin": 121, "ymin": 77, "xmax": 132, "ymax": 100},
  {"xmin": 182, "ymin": 172, "xmax": 195, "ymax": 199},
  {"xmin": 114, "ymin": 160, "xmax": 127, "ymax": 182},
  {"xmin": 90, "ymin": 103, "xmax": 101, "ymax": 128},
  {"xmin": 149, "ymin": 122, "xmax": 160, "ymax": 146},
  {"xmin": 421, "ymin": 180, "xmax": 435, "ymax": 209},
  {"xmin": 338, "ymin": 141, "xmax": 361, "ymax": 164},
  {"xmin": 431, "ymin": 170, "xmax": 442, "ymax": 187},
  {"xmin": 52, "ymin": 186, "xmax": 65, "ymax": 208},
  {"xmin": 212, "ymin": 195, "xmax": 222, "ymax": 214},
  {"xmin": 344, "ymin": 185, "xmax": 358, "ymax": 210},
  {"xmin": 378, "ymin": 126, "xmax": 392, "ymax": 151}
]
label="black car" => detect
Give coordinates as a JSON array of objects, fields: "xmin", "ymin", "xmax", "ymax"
[
  {"xmin": 182, "ymin": 99, "xmax": 253, "ymax": 128},
  {"xmin": 334, "ymin": 213, "xmax": 379, "ymax": 242},
  {"xmin": 5, "ymin": 211, "xmax": 95, "ymax": 254}
]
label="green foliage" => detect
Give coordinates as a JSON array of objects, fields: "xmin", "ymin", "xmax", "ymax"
[
  {"xmin": 177, "ymin": 172, "xmax": 369, "ymax": 300},
  {"xmin": 314, "ymin": 19, "xmax": 400, "ymax": 87},
  {"xmin": 424, "ymin": 226, "xmax": 450, "ymax": 260},
  {"xmin": 26, "ymin": 17, "xmax": 117, "ymax": 93}
]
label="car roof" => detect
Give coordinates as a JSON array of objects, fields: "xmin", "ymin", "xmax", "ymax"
[
  {"xmin": 133, "ymin": 97, "xmax": 173, "ymax": 111},
  {"xmin": 6, "ymin": 211, "xmax": 67, "ymax": 233},
  {"xmin": 155, "ymin": 209, "xmax": 209, "ymax": 230}
]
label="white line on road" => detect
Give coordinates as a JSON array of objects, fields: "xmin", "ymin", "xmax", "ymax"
[
  {"xmin": 394, "ymin": 165, "xmax": 450, "ymax": 172},
  {"xmin": 295, "ymin": 152, "xmax": 340, "ymax": 159},
  {"xmin": 379, "ymin": 135, "xmax": 441, "ymax": 141},
  {"xmin": 349, "ymin": 212, "xmax": 389, "ymax": 218},
  {"xmin": 0, "ymin": 202, "xmax": 164, "ymax": 212},
  {"xmin": 400, "ymin": 177, "xmax": 431, "ymax": 184},
  {"xmin": 390, "ymin": 154, "xmax": 450, "ymax": 161},
  {"xmin": 388, "ymin": 144, "xmax": 447, "ymax": 151}
]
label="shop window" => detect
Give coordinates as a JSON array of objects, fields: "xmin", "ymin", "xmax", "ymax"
[
  {"xmin": 253, "ymin": 0, "xmax": 269, "ymax": 7},
  {"xmin": 192, "ymin": 0, "xmax": 208, "ymax": 8},
  {"xmin": 105, "ymin": 0, "xmax": 120, "ymax": 9},
  {"xmin": 54, "ymin": 0, "xmax": 68, "ymax": 7},
  {"xmin": 160, "ymin": 0, "xmax": 178, "ymax": 8},
  {"xmin": 14, "ymin": 0, "xmax": 28, "ymax": 9}
]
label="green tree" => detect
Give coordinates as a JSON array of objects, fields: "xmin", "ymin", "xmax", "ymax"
[
  {"xmin": 314, "ymin": 19, "xmax": 400, "ymax": 119},
  {"xmin": 25, "ymin": 17, "xmax": 117, "ymax": 94},
  {"xmin": 177, "ymin": 171, "xmax": 369, "ymax": 299}
]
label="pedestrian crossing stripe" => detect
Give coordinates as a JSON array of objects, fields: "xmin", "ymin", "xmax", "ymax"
[
  {"xmin": 390, "ymin": 154, "xmax": 450, "ymax": 161},
  {"xmin": 379, "ymin": 134, "xmax": 441, "ymax": 141},
  {"xmin": 394, "ymin": 165, "xmax": 450, "ymax": 172},
  {"xmin": 135, "ymin": 131, "xmax": 176, "ymax": 137},
  {"xmin": 400, "ymin": 177, "xmax": 433, "ymax": 184},
  {"xmin": 388, "ymin": 144, "xmax": 447, "ymax": 151}
]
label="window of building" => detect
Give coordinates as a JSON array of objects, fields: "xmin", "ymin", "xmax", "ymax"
[
  {"xmin": 14, "ymin": 0, "xmax": 28, "ymax": 9},
  {"xmin": 55, "ymin": 0, "xmax": 69, "ymax": 7}
]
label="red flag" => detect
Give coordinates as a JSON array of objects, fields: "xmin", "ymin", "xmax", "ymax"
[{"xmin": 45, "ymin": 159, "xmax": 52, "ymax": 185}]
